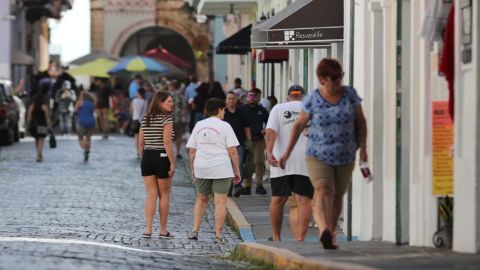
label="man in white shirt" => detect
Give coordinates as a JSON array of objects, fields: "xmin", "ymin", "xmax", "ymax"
[{"xmin": 265, "ymin": 85, "xmax": 313, "ymax": 241}]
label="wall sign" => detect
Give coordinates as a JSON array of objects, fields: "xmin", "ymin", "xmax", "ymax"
[{"xmin": 461, "ymin": 0, "xmax": 472, "ymax": 64}]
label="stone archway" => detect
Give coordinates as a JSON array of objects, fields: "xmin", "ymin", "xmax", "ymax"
[{"xmin": 90, "ymin": 0, "xmax": 211, "ymax": 80}]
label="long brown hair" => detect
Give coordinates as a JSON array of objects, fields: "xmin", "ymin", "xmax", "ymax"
[{"xmin": 145, "ymin": 91, "xmax": 172, "ymax": 126}]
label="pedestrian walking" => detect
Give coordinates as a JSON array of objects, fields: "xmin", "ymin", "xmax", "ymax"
[
  {"xmin": 239, "ymin": 88, "xmax": 269, "ymax": 195},
  {"xmin": 27, "ymin": 93, "xmax": 52, "ymax": 162},
  {"xmin": 230, "ymin": 78, "xmax": 247, "ymax": 104},
  {"xmin": 94, "ymin": 77, "xmax": 112, "ymax": 139},
  {"xmin": 192, "ymin": 82, "xmax": 209, "ymax": 123},
  {"xmin": 56, "ymin": 81, "xmax": 76, "ymax": 135},
  {"xmin": 167, "ymin": 81, "xmax": 186, "ymax": 159},
  {"xmin": 209, "ymin": 81, "xmax": 226, "ymax": 100},
  {"xmin": 223, "ymin": 91, "xmax": 251, "ymax": 197},
  {"xmin": 129, "ymin": 74, "xmax": 143, "ymax": 100},
  {"xmin": 130, "ymin": 88, "xmax": 147, "ymax": 158},
  {"xmin": 265, "ymin": 85, "xmax": 313, "ymax": 241},
  {"xmin": 279, "ymin": 58, "xmax": 368, "ymax": 249},
  {"xmin": 186, "ymin": 98, "xmax": 241, "ymax": 243},
  {"xmin": 138, "ymin": 91, "xmax": 175, "ymax": 239},
  {"xmin": 74, "ymin": 91, "xmax": 96, "ymax": 162},
  {"xmin": 184, "ymin": 76, "xmax": 199, "ymax": 132}
]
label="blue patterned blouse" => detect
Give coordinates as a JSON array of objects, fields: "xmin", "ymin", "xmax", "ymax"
[{"xmin": 302, "ymin": 86, "xmax": 362, "ymax": 166}]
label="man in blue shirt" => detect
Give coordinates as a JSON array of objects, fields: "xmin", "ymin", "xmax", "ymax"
[
  {"xmin": 240, "ymin": 88, "xmax": 269, "ymax": 195},
  {"xmin": 184, "ymin": 76, "xmax": 199, "ymax": 132},
  {"xmin": 129, "ymin": 74, "xmax": 143, "ymax": 100}
]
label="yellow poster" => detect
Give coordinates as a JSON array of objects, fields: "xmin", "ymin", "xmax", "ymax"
[{"xmin": 432, "ymin": 101, "xmax": 454, "ymax": 195}]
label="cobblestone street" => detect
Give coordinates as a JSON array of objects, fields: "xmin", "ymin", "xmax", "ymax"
[{"xmin": 0, "ymin": 136, "xmax": 250, "ymax": 269}]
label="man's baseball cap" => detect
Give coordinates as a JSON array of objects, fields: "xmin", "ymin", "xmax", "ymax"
[{"xmin": 287, "ymin": 85, "xmax": 305, "ymax": 95}]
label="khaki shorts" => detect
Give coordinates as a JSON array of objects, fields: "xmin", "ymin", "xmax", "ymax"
[
  {"xmin": 305, "ymin": 157, "xmax": 355, "ymax": 196},
  {"xmin": 196, "ymin": 178, "xmax": 232, "ymax": 195}
]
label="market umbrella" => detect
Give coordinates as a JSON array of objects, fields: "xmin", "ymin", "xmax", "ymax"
[
  {"xmin": 108, "ymin": 55, "xmax": 185, "ymax": 77},
  {"xmin": 68, "ymin": 58, "xmax": 117, "ymax": 78},
  {"xmin": 144, "ymin": 48, "xmax": 192, "ymax": 69},
  {"xmin": 69, "ymin": 51, "xmax": 118, "ymax": 65}
]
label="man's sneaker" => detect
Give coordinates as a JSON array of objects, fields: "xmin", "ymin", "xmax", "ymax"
[
  {"xmin": 188, "ymin": 231, "xmax": 199, "ymax": 240},
  {"xmin": 255, "ymin": 185, "xmax": 267, "ymax": 195},
  {"xmin": 214, "ymin": 236, "xmax": 225, "ymax": 244}
]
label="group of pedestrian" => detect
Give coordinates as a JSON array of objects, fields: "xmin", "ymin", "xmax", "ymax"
[{"xmin": 137, "ymin": 58, "xmax": 368, "ymax": 249}]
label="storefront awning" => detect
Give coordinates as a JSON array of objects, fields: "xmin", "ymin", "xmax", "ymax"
[
  {"xmin": 251, "ymin": 0, "xmax": 344, "ymax": 49},
  {"xmin": 197, "ymin": 0, "xmax": 257, "ymax": 15},
  {"xmin": 216, "ymin": 24, "xmax": 252, "ymax": 55},
  {"xmin": 259, "ymin": 49, "xmax": 289, "ymax": 63}
]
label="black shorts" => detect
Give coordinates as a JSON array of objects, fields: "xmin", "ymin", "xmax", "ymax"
[
  {"xmin": 141, "ymin": 150, "xmax": 170, "ymax": 178},
  {"xmin": 271, "ymin": 175, "xmax": 314, "ymax": 199},
  {"xmin": 131, "ymin": 120, "xmax": 140, "ymax": 134}
]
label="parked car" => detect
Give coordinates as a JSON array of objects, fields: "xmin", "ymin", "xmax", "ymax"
[{"xmin": 0, "ymin": 79, "xmax": 20, "ymax": 145}]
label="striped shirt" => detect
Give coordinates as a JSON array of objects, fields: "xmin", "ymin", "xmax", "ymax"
[{"xmin": 141, "ymin": 114, "xmax": 174, "ymax": 150}]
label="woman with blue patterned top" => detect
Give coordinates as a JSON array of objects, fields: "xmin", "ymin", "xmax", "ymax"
[{"xmin": 279, "ymin": 58, "xmax": 368, "ymax": 249}]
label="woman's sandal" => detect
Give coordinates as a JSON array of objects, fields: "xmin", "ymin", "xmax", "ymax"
[
  {"xmin": 142, "ymin": 232, "xmax": 152, "ymax": 238},
  {"xmin": 159, "ymin": 231, "xmax": 174, "ymax": 239}
]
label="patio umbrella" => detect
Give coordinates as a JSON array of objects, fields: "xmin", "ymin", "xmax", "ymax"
[
  {"xmin": 108, "ymin": 55, "xmax": 183, "ymax": 77},
  {"xmin": 68, "ymin": 58, "xmax": 117, "ymax": 78},
  {"xmin": 144, "ymin": 48, "xmax": 192, "ymax": 69}
]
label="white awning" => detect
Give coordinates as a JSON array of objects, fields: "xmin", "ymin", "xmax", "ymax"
[{"xmin": 197, "ymin": 0, "xmax": 257, "ymax": 15}]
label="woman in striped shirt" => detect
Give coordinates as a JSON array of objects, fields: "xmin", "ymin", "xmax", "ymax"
[{"xmin": 139, "ymin": 91, "xmax": 175, "ymax": 238}]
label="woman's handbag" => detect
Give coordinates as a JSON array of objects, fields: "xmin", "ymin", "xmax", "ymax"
[{"xmin": 49, "ymin": 132, "xmax": 57, "ymax": 149}]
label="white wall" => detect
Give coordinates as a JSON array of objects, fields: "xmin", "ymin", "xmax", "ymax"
[
  {"xmin": 0, "ymin": 0, "xmax": 12, "ymax": 79},
  {"xmin": 453, "ymin": 0, "xmax": 480, "ymax": 253}
]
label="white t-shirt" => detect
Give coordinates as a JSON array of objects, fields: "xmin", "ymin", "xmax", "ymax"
[
  {"xmin": 266, "ymin": 101, "xmax": 308, "ymax": 178},
  {"xmin": 132, "ymin": 98, "xmax": 147, "ymax": 121},
  {"xmin": 186, "ymin": 117, "xmax": 240, "ymax": 179}
]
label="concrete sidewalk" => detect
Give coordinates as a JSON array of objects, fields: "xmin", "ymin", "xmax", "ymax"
[{"xmin": 227, "ymin": 182, "xmax": 480, "ymax": 270}]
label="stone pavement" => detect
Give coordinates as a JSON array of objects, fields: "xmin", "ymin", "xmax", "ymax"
[
  {"xmin": 0, "ymin": 135, "xmax": 253, "ymax": 270},
  {"xmin": 228, "ymin": 182, "xmax": 480, "ymax": 270}
]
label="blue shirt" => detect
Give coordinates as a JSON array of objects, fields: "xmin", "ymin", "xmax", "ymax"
[
  {"xmin": 184, "ymin": 82, "xmax": 199, "ymax": 103},
  {"xmin": 129, "ymin": 81, "xmax": 140, "ymax": 100},
  {"xmin": 302, "ymin": 86, "xmax": 362, "ymax": 166},
  {"xmin": 77, "ymin": 100, "xmax": 95, "ymax": 128}
]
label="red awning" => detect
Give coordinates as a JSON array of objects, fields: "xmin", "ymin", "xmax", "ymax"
[
  {"xmin": 144, "ymin": 48, "xmax": 192, "ymax": 69},
  {"xmin": 259, "ymin": 49, "xmax": 289, "ymax": 63}
]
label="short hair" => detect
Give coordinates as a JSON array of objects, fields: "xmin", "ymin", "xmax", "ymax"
[
  {"xmin": 249, "ymin": 88, "xmax": 262, "ymax": 95},
  {"xmin": 205, "ymin": 98, "xmax": 226, "ymax": 117},
  {"xmin": 191, "ymin": 76, "xmax": 198, "ymax": 83},
  {"xmin": 138, "ymin": 88, "xmax": 146, "ymax": 98},
  {"xmin": 234, "ymin": 78, "xmax": 242, "ymax": 85},
  {"xmin": 134, "ymin": 74, "xmax": 143, "ymax": 80},
  {"xmin": 226, "ymin": 91, "xmax": 237, "ymax": 96},
  {"xmin": 316, "ymin": 58, "xmax": 343, "ymax": 81}
]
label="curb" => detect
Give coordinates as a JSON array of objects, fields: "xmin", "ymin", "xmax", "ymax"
[
  {"xmin": 226, "ymin": 197, "xmax": 255, "ymax": 242},
  {"xmin": 235, "ymin": 242, "xmax": 378, "ymax": 270}
]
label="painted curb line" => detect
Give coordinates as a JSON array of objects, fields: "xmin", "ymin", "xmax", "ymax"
[{"xmin": 236, "ymin": 242, "xmax": 378, "ymax": 270}]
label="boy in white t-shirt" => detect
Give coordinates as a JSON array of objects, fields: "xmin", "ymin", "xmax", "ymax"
[{"xmin": 265, "ymin": 85, "xmax": 314, "ymax": 241}]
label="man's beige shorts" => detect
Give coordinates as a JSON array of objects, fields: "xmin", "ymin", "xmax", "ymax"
[{"xmin": 305, "ymin": 157, "xmax": 355, "ymax": 196}]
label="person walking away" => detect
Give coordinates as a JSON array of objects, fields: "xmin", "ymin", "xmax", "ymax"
[
  {"xmin": 230, "ymin": 78, "xmax": 247, "ymax": 104},
  {"xmin": 186, "ymin": 98, "xmax": 241, "ymax": 243},
  {"xmin": 223, "ymin": 91, "xmax": 251, "ymax": 197},
  {"xmin": 95, "ymin": 77, "xmax": 112, "ymax": 139},
  {"xmin": 56, "ymin": 81, "xmax": 75, "ymax": 135},
  {"xmin": 129, "ymin": 74, "xmax": 143, "ymax": 100},
  {"xmin": 209, "ymin": 81, "xmax": 226, "ymax": 100},
  {"xmin": 240, "ymin": 88, "xmax": 269, "ymax": 195},
  {"xmin": 74, "ymin": 91, "xmax": 96, "ymax": 162},
  {"xmin": 192, "ymin": 82, "xmax": 209, "ymax": 124},
  {"xmin": 279, "ymin": 58, "xmax": 368, "ymax": 249},
  {"xmin": 184, "ymin": 76, "xmax": 199, "ymax": 132},
  {"xmin": 138, "ymin": 91, "xmax": 175, "ymax": 238},
  {"xmin": 167, "ymin": 80, "xmax": 186, "ymax": 159},
  {"xmin": 130, "ymin": 88, "xmax": 147, "ymax": 158},
  {"xmin": 266, "ymin": 85, "xmax": 313, "ymax": 241},
  {"xmin": 27, "ymin": 94, "xmax": 52, "ymax": 162}
]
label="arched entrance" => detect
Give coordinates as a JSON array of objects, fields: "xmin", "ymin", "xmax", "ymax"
[{"xmin": 119, "ymin": 26, "xmax": 196, "ymax": 75}]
